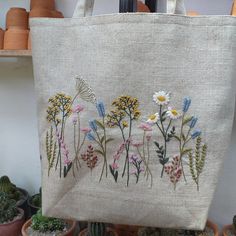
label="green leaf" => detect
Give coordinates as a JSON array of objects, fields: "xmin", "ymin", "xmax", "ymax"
[
  {"xmin": 173, "ymin": 135, "xmax": 181, "ymax": 142},
  {"xmin": 100, "ymin": 136, "xmax": 105, "ymax": 144},
  {"xmin": 154, "ymin": 142, "xmax": 159, "ymax": 148},
  {"xmin": 105, "ymin": 138, "xmax": 114, "ymax": 144},
  {"xmin": 183, "ymin": 116, "xmax": 193, "ymax": 126},
  {"xmin": 95, "ymin": 120, "xmax": 105, "ymax": 130},
  {"xmin": 182, "ymin": 133, "xmax": 186, "ymax": 142},
  {"xmin": 181, "ymin": 148, "xmax": 192, "ymax": 156},
  {"xmin": 95, "ymin": 149, "xmax": 104, "ymax": 156}
]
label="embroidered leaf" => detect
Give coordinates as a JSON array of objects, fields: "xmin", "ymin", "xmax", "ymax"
[
  {"xmin": 114, "ymin": 171, "xmax": 118, "ymax": 182},
  {"xmin": 173, "ymin": 135, "xmax": 181, "ymax": 142},
  {"xmin": 95, "ymin": 149, "xmax": 104, "ymax": 156},
  {"xmin": 100, "ymin": 136, "xmax": 105, "ymax": 144},
  {"xmin": 154, "ymin": 142, "xmax": 160, "ymax": 148},
  {"xmin": 106, "ymin": 138, "xmax": 114, "ymax": 144},
  {"xmin": 181, "ymin": 148, "xmax": 192, "ymax": 156},
  {"xmin": 183, "ymin": 116, "xmax": 193, "ymax": 126},
  {"xmin": 95, "ymin": 120, "xmax": 105, "ymax": 130},
  {"xmin": 75, "ymin": 77, "xmax": 97, "ymax": 103},
  {"xmin": 182, "ymin": 133, "xmax": 186, "ymax": 142},
  {"xmin": 159, "ymin": 158, "xmax": 169, "ymax": 165}
]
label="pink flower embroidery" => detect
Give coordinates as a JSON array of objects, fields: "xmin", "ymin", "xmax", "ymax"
[
  {"xmin": 131, "ymin": 141, "xmax": 143, "ymax": 148},
  {"xmin": 138, "ymin": 123, "xmax": 152, "ymax": 131},
  {"xmin": 81, "ymin": 127, "xmax": 92, "ymax": 134},
  {"xmin": 146, "ymin": 134, "xmax": 152, "ymax": 142},
  {"xmin": 111, "ymin": 162, "xmax": 119, "ymax": 170},
  {"xmin": 72, "ymin": 104, "xmax": 84, "ymax": 113}
]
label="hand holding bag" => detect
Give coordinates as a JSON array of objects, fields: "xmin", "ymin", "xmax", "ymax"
[{"xmin": 30, "ymin": 0, "xmax": 236, "ymax": 229}]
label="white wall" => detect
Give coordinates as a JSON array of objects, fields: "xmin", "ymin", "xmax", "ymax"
[{"xmin": 0, "ymin": 0, "xmax": 235, "ymax": 228}]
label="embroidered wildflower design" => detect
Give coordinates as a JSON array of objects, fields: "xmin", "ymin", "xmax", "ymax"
[
  {"xmin": 153, "ymin": 91, "xmax": 170, "ymax": 106},
  {"xmin": 129, "ymin": 154, "xmax": 144, "ymax": 184},
  {"xmin": 146, "ymin": 113, "xmax": 159, "ymax": 124},
  {"xmin": 166, "ymin": 107, "xmax": 182, "ymax": 120},
  {"xmin": 82, "ymin": 145, "xmax": 98, "ymax": 173}
]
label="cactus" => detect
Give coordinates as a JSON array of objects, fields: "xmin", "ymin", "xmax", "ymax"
[
  {"xmin": 233, "ymin": 215, "xmax": 236, "ymax": 232},
  {"xmin": 138, "ymin": 227, "xmax": 161, "ymax": 236},
  {"xmin": 88, "ymin": 222, "xmax": 106, "ymax": 236},
  {"xmin": 188, "ymin": 136, "xmax": 207, "ymax": 191},
  {"xmin": 0, "ymin": 176, "xmax": 22, "ymax": 202},
  {"xmin": 31, "ymin": 187, "xmax": 42, "ymax": 208},
  {"xmin": 31, "ymin": 209, "xmax": 66, "ymax": 233},
  {"xmin": 0, "ymin": 192, "xmax": 18, "ymax": 224}
]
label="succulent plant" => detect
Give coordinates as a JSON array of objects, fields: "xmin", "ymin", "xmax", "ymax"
[
  {"xmin": 31, "ymin": 209, "xmax": 66, "ymax": 233},
  {"xmin": 31, "ymin": 187, "xmax": 42, "ymax": 208},
  {"xmin": 233, "ymin": 215, "xmax": 236, "ymax": 232},
  {"xmin": 0, "ymin": 176, "xmax": 22, "ymax": 202},
  {"xmin": 138, "ymin": 227, "xmax": 161, "ymax": 236},
  {"xmin": 0, "ymin": 192, "xmax": 19, "ymax": 224},
  {"xmin": 88, "ymin": 222, "xmax": 106, "ymax": 236}
]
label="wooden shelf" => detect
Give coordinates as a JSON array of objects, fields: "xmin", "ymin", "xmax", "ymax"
[{"xmin": 0, "ymin": 50, "xmax": 32, "ymax": 57}]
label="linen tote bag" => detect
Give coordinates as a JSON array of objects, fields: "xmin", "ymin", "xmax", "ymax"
[{"xmin": 30, "ymin": 0, "xmax": 236, "ymax": 230}]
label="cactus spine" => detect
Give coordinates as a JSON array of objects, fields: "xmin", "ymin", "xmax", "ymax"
[
  {"xmin": 189, "ymin": 136, "xmax": 207, "ymax": 191},
  {"xmin": 88, "ymin": 222, "xmax": 106, "ymax": 236}
]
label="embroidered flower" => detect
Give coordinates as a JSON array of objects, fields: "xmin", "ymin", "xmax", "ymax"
[
  {"xmin": 189, "ymin": 116, "xmax": 198, "ymax": 128},
  {"xmin": 122, "ymin": 120, "xmax": 128, "ymax": 128},
  {"xmin": 166, "ymin": 107, "xmax": 181, "ymax": 120},
  {"xmin": 153, "ymin": 91, "xmax": 170, "ymax": 106},
  {"xmin": 138, "ymin": 123, "xmax": 152, "ymax": 131},
  {"xmin": 72, "ymin": 104, "xmax": 84, "ymax": 113},
  {"xmin": 191, "ymin": 129, "xmax": 201, "ymax": 139},
  {"xmin": 146, "ymin": 113, "xmax": 159, "ymax": 124},
  {"xmin": 182, "ymin": 97, "xmax": 191, "ymax": 113},
  {"xmin": 131, "ymin": 141, "xmax": 143, "ymax": 148},
  {"xmin": 146, "ymin": 133, "xmax": 152, "ymax": 142},
  {"xmin": 87, "ymin": 132, "xmax": 95, "ymax": 141},
  {"xmin": 111, "ymin": 162, "xmax": 119, "ymax": 170},
  {"xmin": 96, "ymin": 101, "xmax": 106, "ymax": 118},
  {"xmin": 89, "ymin": 120, "xmax": 97, "ymax": 131},
  {"xmin": 81, "ymin": 127, "xmax": 91, "ymax": 134}
]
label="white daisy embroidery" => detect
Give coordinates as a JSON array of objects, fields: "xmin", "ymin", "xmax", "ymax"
[
  {"xmin": 153, "ymin": 91, "xmax": 170, "ymax": 106},
  {"xmin": 166, "ymin": 107, "xmax": 181, "ymax": 120},
  {"xmin": 146, "ymin": 113, "xmax": 160, "ymax": 124}
]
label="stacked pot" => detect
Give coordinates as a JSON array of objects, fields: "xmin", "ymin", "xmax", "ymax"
[
  {"xmin": 4, "ymin": 8, "xmax": 29, "ymax": 50},
  {"xmin": 29, "ymin": 0, "xmax": 64, "ymax": 18}
]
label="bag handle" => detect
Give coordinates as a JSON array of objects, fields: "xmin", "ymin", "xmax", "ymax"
[{"xmin": 73, "ymin": 0, "xmax": 186, "ymax": 18}]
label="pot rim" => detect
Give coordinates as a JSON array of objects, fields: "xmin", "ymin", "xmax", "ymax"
[
  {"xmin": 27, "ymin": 194, "xmax": 41, "ymax": 209},
  {"xmin": 22, "ymin": 218, "xmax": 77, "ymax": 236},
  {"xmin": 9, "ymin": 7, "xmax": 27, "ymax": 11},
  {"xmin": 0, "ymin": 208, "xmax": 24, "ymax": 227}
]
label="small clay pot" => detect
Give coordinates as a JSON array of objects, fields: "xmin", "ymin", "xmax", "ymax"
[
  {"xmin": 0, "ymin": 208, "xmax": 25, "ymax": 236},
  {"xmin": 137, "ymin": 1, "xmax": 150, "ymax": 12},
  {"xmin": 51, "ymin": 10, "xmax": 64, "ymax": 18},
  {"xmin": 79, "ymin": 227, "xmax": 119, "ymax": 236},
  {"xmin": 29, "ymin": 8, "xmax": 53, "ymax": 18},
  {"xmin": 21, "ymin": 218, "xmax": 77, "ymax": 236},
  {"xmin": 222, "ymin": 224, "xmax": 235, "ymax": 236},
  {"xmin": 187, "ymin": 11, "xmax": 200, "ymax": 16},
  {"xmin": 27, "ymin": 32, "xmax": 31, "ymax": 50},
  {"xmin": 4, "ymin": 27, "xmax": 29, "ymax": 50},
  {"xmin": 0, "ymin": 28, "xmax": 4, "ymax": 49},
  {"xmin": 30, "ymin": 0, "xmax": 55, "ymax": 11},
  {"xmin": 113, "ymin": 224, "xmax": 140, "ymax": 236},
  {"xmin": 6, "ymin": 8, "xmax": 28, "ymax": 29}
]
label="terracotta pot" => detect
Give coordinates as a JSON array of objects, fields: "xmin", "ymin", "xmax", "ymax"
[
  {"xmin": 0, "ymin": 28, "xmax": 4, "ymax": 49},
  {"xmin": 21, "ymin": 218, "xmax": 76, "ymax": 236},
  {"xmin": 29, "ymin": 8, "xmax": 53, "ymax": 18},
  {"xmin": 4, "ymin": 27, "xmax": 29, "ymax": 50},
  {"xmin": 6, "ymin": 8, "xmax": 28, "ymax": 29},
  {"xmin": 113, "ymin": 224, "xmax": 140, "ymax": 236},
  {"xmin": 222, "ymin": 224, "xmax": 235, "ymax": 236},
  {"xmin": 137, "ymin": 1, "xmax": 150, "ymax": 12},
  {"xmin": 28, "ymin": 32, "xmax": 31, "ymax": 50},
  {"xmin": 206, "ymin": 220, "xmax": 219, "ymax": 236},
  {"xmin": 30, "ymin": 0, "xmax": 55, "ymax": 10},
  {"xmin": 187, "ymin": 11, "xmax": 200, "ymax": 16},
  {"xmin": 51, "ymin": 10, "xmax": 64, "ymax": 18},
  {"xmin": 0, "ymin": 208, "xmax": 24, "ymax": 236},
  {"xmin": 79, "ymin": 227, "xmax": 119, "ymax": 236}
]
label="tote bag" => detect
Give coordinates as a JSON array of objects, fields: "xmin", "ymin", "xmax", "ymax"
[{"xmin": 30, "ymin": 0, "xmax": 236, "ymax": 230}]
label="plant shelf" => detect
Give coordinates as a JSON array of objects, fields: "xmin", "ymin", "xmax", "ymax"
[{"xmin": 0, "ymin": 50, "xmax": 32, "ymax": 57}]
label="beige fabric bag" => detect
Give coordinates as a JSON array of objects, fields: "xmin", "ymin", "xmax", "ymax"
[{"xmin": 30, "ymin": 0, "xmax": 236, "ymax": 229}]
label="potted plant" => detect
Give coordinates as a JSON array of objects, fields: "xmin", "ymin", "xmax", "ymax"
[
  {"xmin": 137, "ymin": 220, "xmax": 219, "ymax": 236},
  {"xmin": 79, "ymin": 222, "xmax": 119, "ymax": 236},
  {"xmin": 113, "ymin": 224, "xmax": 140, "ymax": 236},
  {"xmin": 0, "ymin": 192, "xmax": 25, "ymax": 236},
  {"xmin": 0, "ymin": 175, "xmax": 30, "ymax": 219},
  {"xmin": 21, "ymin": 209, "xmax": 76, "ymax": 236},
  {"xmin": 222, "ymin": 216, "xmax": 236, "ymax": 236},
  {"xmin": 28, "ymin": 188, "xmax": 41, "ymax": 216}
]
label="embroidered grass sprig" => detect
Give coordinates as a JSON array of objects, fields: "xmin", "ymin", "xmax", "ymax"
[
  {"xmin": 46, "ymin": 126, "xmax": 57, "ymax": 177},
  {"xmin": 81, "ymin": 145, "xmax": 98, "ymax": 174},
  {"xmin": 129, "ymin": 154, "xmax": 144, "ymax": 184},
  {"xmin": 189, "ymin": 136, "xmax": 207, "ymax": 191}
]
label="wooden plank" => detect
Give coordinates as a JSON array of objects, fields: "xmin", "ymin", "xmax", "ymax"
[{"xmin": 0, "ymin": 50, "xmax": 32, "ymax": 57}]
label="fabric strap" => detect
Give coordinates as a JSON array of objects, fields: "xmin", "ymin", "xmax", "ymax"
[{"xmin": 72, "ymin": 0, "xmax": 186, "ymax": 18}]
